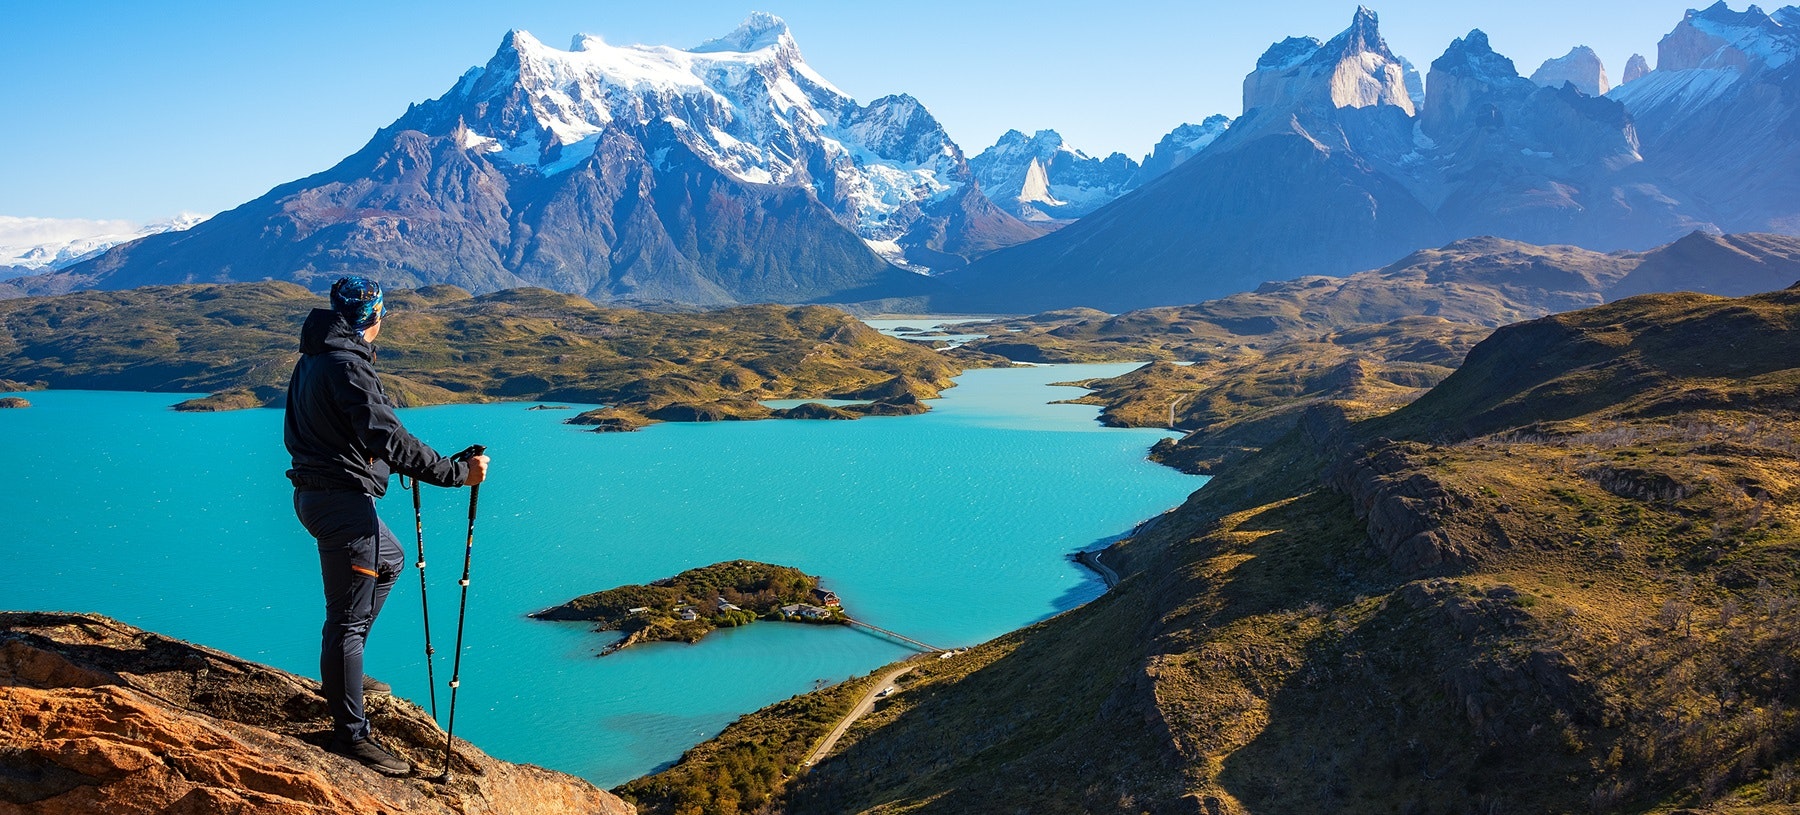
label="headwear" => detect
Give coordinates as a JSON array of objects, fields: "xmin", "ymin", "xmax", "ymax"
[{"xmin": 330, "ymin": 276, "xmax": 384, "ymax": 331}]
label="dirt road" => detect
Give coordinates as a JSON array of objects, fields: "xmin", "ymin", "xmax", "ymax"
[{"xmin": 803, "ymin": 663, "xmax": 915, "ymax": 767}]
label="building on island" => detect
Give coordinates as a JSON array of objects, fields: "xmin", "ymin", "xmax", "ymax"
[
  {"xmin": 677, "ymin": 606, "xmax": 700, "ymax": 622},
  {"xmin": 779, "ymin": 603, "xmax": 834, "ymax": 620},
  {"xmin": 811, "ymin": 588, "xmax": 842, "ymax": 608}
]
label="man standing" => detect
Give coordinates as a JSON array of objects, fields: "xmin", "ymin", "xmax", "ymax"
[{"xmin": 284, "ymin": 276, "xmax": 489, "ymax": 775}]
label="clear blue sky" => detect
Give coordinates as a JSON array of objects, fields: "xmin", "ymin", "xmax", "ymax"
[{"xmin": 4, "ymin": 0, "xmax": 1704, "ymax": 221}]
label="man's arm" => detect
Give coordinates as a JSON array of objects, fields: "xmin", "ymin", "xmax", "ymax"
[{"xmin": 330, "ymin": 356, "xmax": 470, "ymax": 488}]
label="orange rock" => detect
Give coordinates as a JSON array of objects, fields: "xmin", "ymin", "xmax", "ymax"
[{"xmin": 0, "ymin": 612, "xmax": 633, "ymax": 815}]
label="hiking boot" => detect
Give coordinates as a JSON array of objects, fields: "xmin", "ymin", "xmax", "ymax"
[
  {"xmin": 328, "ymin": 735, "xmax": 412, "ymax": 777},
  {"xmin": 362, "ymin": 675, "xmax": 391, "ymax": 695}
]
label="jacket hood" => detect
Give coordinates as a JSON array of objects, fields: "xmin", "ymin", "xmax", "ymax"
[{"xmin": 299, "ymin": 308, "xmax": 373, "ymax": 359}]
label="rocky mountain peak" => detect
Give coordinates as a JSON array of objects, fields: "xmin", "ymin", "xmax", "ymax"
[
  {"xmin": 970, "ymin": 127, "xmax": 1147, "ymax": 222},
  {"xmin": 1257, "ymin": 36, "xmax": 1324, "ymax": 70},
  {"xmin": 844, "ymin": 93, "xmax": 964, "ymax": 171},
  {"xmin": 1657, "ymin": 1, "xmax": 1796, "ymax": 71},
  {"xmin": 1129, "ymin": 116, "xmax": 1230, "ymax": 187},
  {"xmin": 693, "ymin": 11, "xmax": 797, "ymax": 58},
  {"xmin": 1621, "ymin": 52, "xmax": 1651, "ymax": 83},
  {"xmin": 1530, "ymin": 45, "xmax": 1610, "ymax": 96},
  {"xmin": 1328, "ymin": 5, "xmax": 1391, "ymax": 59},
  {"xmin": 1422, "ymin": 29, "xmax": 1534, "ymax": 136},
  {"xmin": 1242, "ymin": 7, "xmax": 1415, "ymax": 115}
]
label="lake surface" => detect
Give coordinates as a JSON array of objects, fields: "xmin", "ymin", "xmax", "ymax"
[{"xmin": 0, "ymin": 363, "xmax": 1202, "ymax": 786}]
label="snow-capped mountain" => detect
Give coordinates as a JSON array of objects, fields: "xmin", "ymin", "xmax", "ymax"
[
  {"xmin": 1131, "ymin": 117, "xmax": 1231, "ymax": 184},
  {"xmin": 0, "ymin": 214, "xmax": 206, "ymax": 275},
  {"xmin": 969, "ymin": 130, "xmax": 1141, "ymax": 221},
  {"xmin": 411, "ymin": 15, "xmax": 1021, "ymax": 270},
  {"xmin": 1530, "ymin": 46, "xmax": 1610, "ymax": 96},
  {"xmin": 968, "ymin": 119, "xmax": 1233, "ymax": 222},
  {"xmin": 943, "ymin": 6, "xmax": 1712, "ymax": 313},
  {"xmin": 25, "ymin": 14, "xmax": 1039, "ymax": 305},
  {"xmin": 1608, "ymin": 2, "xmax": 1800, "ymax": 234}
]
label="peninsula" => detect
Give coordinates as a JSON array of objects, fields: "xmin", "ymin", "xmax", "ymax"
[
  {"xmin": 532, "ymin": 560, "xmax": 846, "ymax": 654},
  {"xmin": 0, "ymin": 282, "xmax": 970, "ymax": 425}
]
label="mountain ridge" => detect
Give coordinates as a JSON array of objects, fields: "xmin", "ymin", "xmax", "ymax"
[{"xmin": 939, "ymin": 5, "xmax": 1788, "ymax": 313}]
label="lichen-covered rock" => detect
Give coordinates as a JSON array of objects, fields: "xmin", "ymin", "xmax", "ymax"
[
  {"xmin": 1329, "ymin": 442, "xmax": 1484, "ymax": 572},
  {"xmin": 0, "ymin": 612, "xmax": 633, "ymax": 815}
]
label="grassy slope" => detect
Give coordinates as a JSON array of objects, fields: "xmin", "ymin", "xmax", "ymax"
[
  {"xmin": 957, "ymin": 233, "xmax": 1800, "ymax": 476},
  {"xmin": 618, "ymin": 672, "xmax": 889, "ymax": 815},
  {"xmin": 0, "ymin": 282, "xmax": 964, "ymax": 422},
  {"xmin": 646, "ymin": 285, "xmax": 1800, "ymax": 814}
]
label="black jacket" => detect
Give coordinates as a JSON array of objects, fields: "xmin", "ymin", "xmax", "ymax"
[{"xmin": 284, "ymin": 308, "xmax": 467, "ymax": 496}]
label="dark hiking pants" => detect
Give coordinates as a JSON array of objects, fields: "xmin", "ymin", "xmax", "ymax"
[{"xmin": 295, "ymin": 489, "xmax": 405, "ymax": 743}]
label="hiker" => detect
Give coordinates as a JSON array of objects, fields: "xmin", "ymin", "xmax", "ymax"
[{"xmin": 284, "ymin": 275, "xmax": 489, "ymax": 776}]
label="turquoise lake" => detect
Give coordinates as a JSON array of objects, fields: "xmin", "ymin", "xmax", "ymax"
[{"xmin": 0, "ymin": 363, "xmax": 1204, "ymax": 786}]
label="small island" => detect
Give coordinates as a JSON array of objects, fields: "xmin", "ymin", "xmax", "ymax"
[
  {"xmin": 531, "ymin": 560, "xmax": 846, "ymax": 655},
  {"xmin": 0, "ymin": 396, "xmax": 29, "ymax": 409}
]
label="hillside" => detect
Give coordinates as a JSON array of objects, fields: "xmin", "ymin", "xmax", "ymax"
[
  {"xmin": 0, "ymin": 282, "xmax": 964, "ymax": 424},
  {"xmin": 636, "ymin": 284, "xmax": 1800, "ymax": 813},
  {"xmin": 952, "ymin": 231, "xmax": 1800, "ymax": 473},
  {"xmin": 0, "ymin": 612, "xmax": 633, "ymax": 814}
]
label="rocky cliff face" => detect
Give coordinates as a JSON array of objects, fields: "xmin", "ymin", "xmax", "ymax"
[
  {"xmin": 1622, "ymin": 53, "xmax": 1651, "ymax": 83},
  {"xmin": 1530, "ymin": 45, "xmax": 1611, "ymax": 96},
  {"xmin": 0, "ymin": 612, "xmax": 633, "ymax": 815},
  {"xmin": 1241, "ymin": 7, "xmax": 1416, "ymax": 116}
]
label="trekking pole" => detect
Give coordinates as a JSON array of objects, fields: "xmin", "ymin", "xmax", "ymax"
[
  {"xmin": 440, "ymin": 444, "xmax": 486, "ymax": 783},
  {"xmin": 408, "ymin": 475, "xmax": 440, "ymax": 721}
]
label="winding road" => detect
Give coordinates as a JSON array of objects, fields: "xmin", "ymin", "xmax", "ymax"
[
  {"xmin": 802, "ymin": 664, "xmax": 915, "ymax": 767},
  {"xmin": 1074, "ymin": 549, "xmax": 1120, "ymax": 588}
]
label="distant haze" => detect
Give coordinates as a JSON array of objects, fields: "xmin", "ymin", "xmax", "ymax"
[{"xmin": 3, "ymin": 0, "xmax": 1701, "ymax": 220}]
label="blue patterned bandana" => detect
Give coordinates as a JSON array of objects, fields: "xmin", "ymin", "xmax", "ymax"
[{"xmin": 330, "ymin": 276, "xmax": 384, "ymax": 330}]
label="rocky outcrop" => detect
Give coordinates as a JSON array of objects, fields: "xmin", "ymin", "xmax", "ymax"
[
  {"xmin": 1529, "ymin": 45, "xmax": 1610, "ymax": 96},
  {"xmin": 0, "ymin": 611, "xmax": 632, "ymax": 815},
  {"xmin": 1621, "ymin": 53, "xmax": 1651, "ymax": 83},
  {"xmin": 0, "ymin": 397, "xmax": 28, "ymax": 408},
  {"xmin": 1396, "ymin": 580, "xmax": 1598, "ymax": 738},
  {"xmin": 1328, "ymin": 443, "xmax": 1485, "ymax": 572}
]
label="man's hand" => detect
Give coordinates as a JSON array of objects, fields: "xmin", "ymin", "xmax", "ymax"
[{"xmin": 465, "ymin": 454, "xmax": 490, "ymax": 487}]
